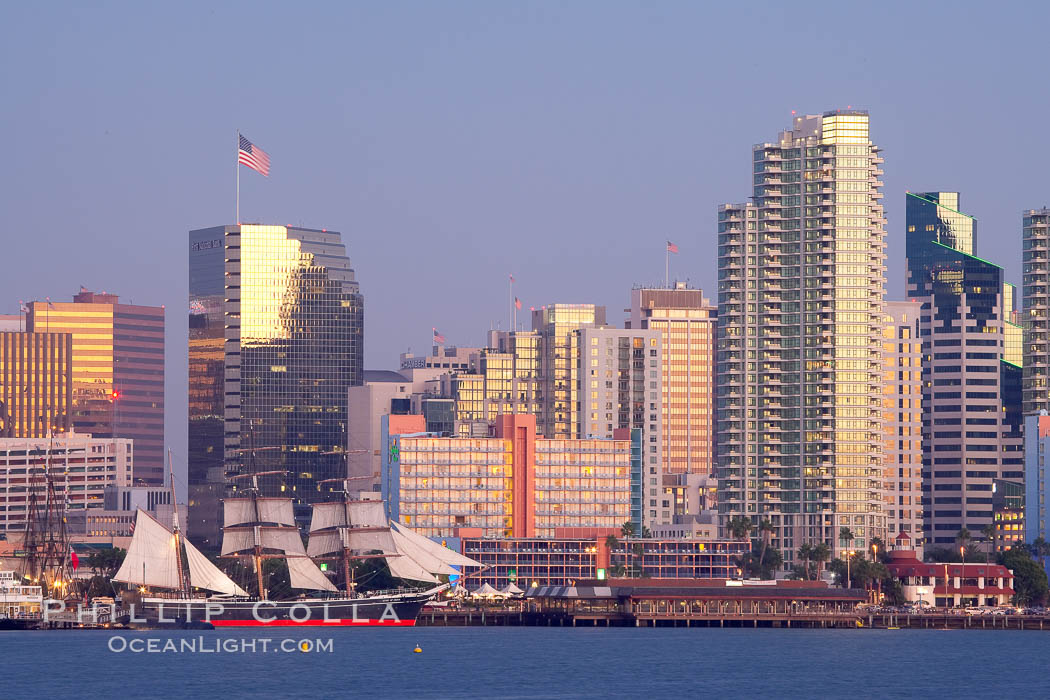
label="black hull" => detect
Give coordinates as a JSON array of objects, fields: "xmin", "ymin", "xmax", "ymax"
[{"xmin": 132, "ymin": 592, "xmax": 432, "ymax": 628}]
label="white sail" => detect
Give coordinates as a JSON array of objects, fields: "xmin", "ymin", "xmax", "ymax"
[
  {"xmin": 112, "ymin": 510, "xmax": 181, "ymax": 589},
  {"xmin": 220, "ymin": 528, "xmax": 254, "ymax": 556},
  {"xmin": 286, "ymin": 556, "xmax": 338, "ymax": 592},
  {"xmin": 221, "ymin": 526, "xmax": 304, "ymax": 555},
  {"xmin": 391, "ymin": 528, "xmax": 458, "ymax": 577},
  {"xmin": 309, "ymin": 502, "xmax": 347, "ymax": 532},
  {"xmin": 185, "ymin": 538, "xmax": 249, "ymax": 596},
  {"xmin": 347, "ymin": 528, "xmax": 398, "ymax": 554},
  {"xmin": 222, "ymin": 499, "xmax": 256, "ymax": 528},
  {"xmin": 393, "ymin": 522, "xmax": 483, "ymax": 568},
  {"xmin": 387, "ymin": 550, "xmax": 440, "ymax": 583},
  {"xmin": 306, "ymin": 531, "xmax": 342, "ymax": 558},
  {"xmin": 347, "ymin": 501, "xmax": 387, "ymax": 528},
  {"xmin": 256, "ymin": 498, "xmax": 296, "ymax": 526}
]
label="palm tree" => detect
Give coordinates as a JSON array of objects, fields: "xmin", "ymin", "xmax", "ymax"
[
  {"xmin": 812, "ymin": 542, "xmax": 831, "ymax": 581},
  {"xmin": 620, "ymin": 521, "xmax": 636, "ymax": 538},
  {"xmin": 797, "ymin": 543, "xmax": 813, "ymax": 581},
  {"xmin": 727, "ymin": 516, "xmax": 754, "ymax": 542},
  {"xmin": 981, "ymin": 523, "xmax": 997, "ymax": 562},
  {"xmin": 604, "ymin": 534, "xmax": 619, "ymax": 551},
  {"xmin": 956, "ymin": 527, "xmax": 972, "ymax": 562},
  {"xmin": 839, "ymin": 526, "xmax": 855, "ymax": 552},
  {"xmin": 758, "ymin": 520, "xmax": 775, "ymax": 567}
]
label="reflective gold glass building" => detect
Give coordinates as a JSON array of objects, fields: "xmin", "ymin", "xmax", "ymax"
[
  {"xmin": 0, "ymin": 331, "xmax": 72, "ymax": 438},
  {"xmin": 188, "ymin": 224, "xmax": 363, "ymax": 546},
  {"xmin": 717, "ymin": 110, "xmax": 888, "ymax": 564},
  {"xmin": 531, "ymin": 304, "xmax": 606, "ymax": 439},
  {"xmin": 28, "ymin": 291, "xmax": 165, "ymax": 484}
]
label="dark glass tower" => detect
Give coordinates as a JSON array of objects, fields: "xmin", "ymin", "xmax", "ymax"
[
  {"xmin": 905, "ymin": 192, "xmax": 1023, "ymax": 545},
  {"xmin": 187, "ymin": 225, "xmax": 363, "ymax": 547}
]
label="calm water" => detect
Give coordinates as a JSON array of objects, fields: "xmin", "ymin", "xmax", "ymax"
[{"xmin": 3, "ymin": 627, "xmax": 1049, "ymax": 698}]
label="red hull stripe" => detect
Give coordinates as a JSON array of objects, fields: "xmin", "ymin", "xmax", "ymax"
[{"xmin": 210, "ymin": 619, "xmax": 416, "ymax": 627}]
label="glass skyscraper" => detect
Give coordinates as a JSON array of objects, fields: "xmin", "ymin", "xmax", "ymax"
[
  {"xmin": 905, "ymin": 192, "xmax": 1023, "ymax": 545},
  {"xmin": 187, "ymin": 224, "xmax": 363, "ymax": 547},
  {"xmin": 716, "ymin": 111, "xmax": 888, "ymax": 564}
]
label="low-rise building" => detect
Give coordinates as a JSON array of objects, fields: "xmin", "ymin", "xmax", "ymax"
[
  {"xmin": 884, "ymin": 532, "xmax": 1015, "ymax": 607},
  {"xmin": 459, "ymin": 531, "xmax": 748, "ymax": 588}
]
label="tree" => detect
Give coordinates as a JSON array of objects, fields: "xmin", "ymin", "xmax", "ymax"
[
  {"xmin": 1000, "ymin": 546, "xmax": 1049, "ymax": 606},
  {"xmin": 727, "ymin": 517, "xmax": 754, "ymax": 543},
  {"xmin": 739, "ymin": 544, "xmax": 782, "ymax": 580},
  {"xmin": 620, "ymin": 521, "xmax": 636, "ymax": 539},
  {"xmin": 87, "ymin": 547, "xmax": 126, "ymax": 579},
  {"xmin": 1031, "ymin": 537, "xmax": 1050, "ymax": 558},
  {"xmin": 757, "ymin": 520, "xmax": 775, "ymax": 568},
  {"xmin": 604, "ymin": 534, "xmax": 619, "ymax": 551},
  {"xmin": 870, "ymin": 537, "xmax": 886, "ymax": 563},
  {"xmin": 955, "ymin": 527, "xmax": 972, "ymax": 555},
  {"xmin": 811, "ymin": 542, "xmax": 831, "ymax": 581},
  {"xmin": 981, "ymin": 523, "xmax": 997, "ymax": 562},
  {"xmin": 839, "ymin": 527, "xmax": 855, "ymax": 551},
  {"xmin": 796, "ymin": 543, "xmax": 813, "ymax": 581}
]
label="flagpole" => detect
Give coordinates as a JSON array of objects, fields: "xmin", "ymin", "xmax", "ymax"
[
  {"xmin": 509, "ymin": 275, "xmax": 514, "ymax": 332},
  {"xmin": 665, "ymin": 247, "xmax": 669, "ymax": 288},
  {"xmin": 236, "ymin": 129, "xmax": 240, "ymax": 224}
]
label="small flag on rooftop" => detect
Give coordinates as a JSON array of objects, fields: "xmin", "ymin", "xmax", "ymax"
[
  {"xmin": 666, "ymin": 240, "xmax": 679, "ymax": 254},
  {"xmin": 433, "ymin": 328, "xmax": 446, "ymax": 344},
  {"xmin": 238, "ymin": 134, "xmax": 271, "ymax": 177}
]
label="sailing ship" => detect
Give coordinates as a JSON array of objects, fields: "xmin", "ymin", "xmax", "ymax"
[{"xmin": 112, "ymin": 470, "xmax": 480, "ymax": 627}]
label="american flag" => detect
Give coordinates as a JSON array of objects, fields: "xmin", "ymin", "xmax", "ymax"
[
  {"xmin": 666, "ymin": 240, "xmax": 679, "ymax": 254},
  {"xmin": 238, "ymin": 135, "xmax": 271, "ymax": 176},
  {"xmin": 515, "ymin": 297, "xmax": 522, "ymax": 310},
  {"xmin": 433, "ymin": 328, "xmax": 446, "ymax": 344}
]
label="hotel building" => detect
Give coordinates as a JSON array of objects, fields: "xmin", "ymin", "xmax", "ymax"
[
  {"xmin": 0, "ymin": 331, "xmax": 73, "ymax": 438},
  {"xmin": 716, "ymin": 110, "xmax": 888, "ymax": 563},
  {"xmin": 1023, "ymin": 208, "xmax": 1050, "ymax": 414},
  {"xmin": 187, "ymin": 224, "xmax": 364, "ymax": 547},
  {"xmin": 905, "ymin": 192, "xmax": 1024, "ymax": 545},
  {"xmin": 0, "ymin": 433, "xmax": 133, "ymax": 534},
  {"xmin": 382, "ymin": 413, "xmax": 631, "ymax": 538},
  {"xmin": 27, "ymin": 290, "xmax": 165, "ymax": 484},
  {"xmin": 881, "ymin": 301, "xmax": 923, "ymax": 537}
]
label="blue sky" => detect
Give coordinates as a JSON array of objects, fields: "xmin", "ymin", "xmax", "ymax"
[{"xmin": 3, "ymin": 1, "xmax": 1049, "ymax": 477}]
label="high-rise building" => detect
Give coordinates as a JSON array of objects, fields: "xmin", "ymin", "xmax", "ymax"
[
  {"xmin": 187, "ymin": 224, "xmax": 363, "ymax": 547},
  {"xmin": 0, "ymin": 433, "xmax": 133, "ymax": 534},
  {"xmin": 0, "ymin": 331, "xmax": 73, "ymax": 438},
  {"xmin": 574, "ymin": 326, "xmax": 665, "ymax": 525},
  {"xmin": 716, "ymin": 110, "xmax": 888, "ymax": 564},
  {"xmin": 532, "ymin": 304, "xmax": 606, "ymax": 439},
  {"xmin": 628, "ymin": 284, "xmax": 717, "ymax": 476},
  {"xmin": 905, "ymin": 192, "xmax": 1024, "ymax": 545},
  {"xmin": 27, "ymin": 290, "xmax": 165, "ymax": 484},
  {"xmin": 1023, "ymin": 412, "xmax": 1050, "ymax": 544},
  {"xmin": 1022, "ymin": 208, "xmax": 1050, "ymax": 415},
  {"xmin": 880, "ymin": 301, "xmax": 923, "ymax": 538},
  {"xmin": 382, "ymin": 413, "xmax": 631, "ymax": 538}
]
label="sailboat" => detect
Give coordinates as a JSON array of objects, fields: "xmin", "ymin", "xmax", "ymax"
[{"xmin": 112, "ymin": 463, "xmax": 481, "ymax": 627}]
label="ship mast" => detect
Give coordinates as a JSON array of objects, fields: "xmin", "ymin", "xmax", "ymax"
[{"xmin": 166, "ymin": 448, "xmax": 189, "ymax": 597}]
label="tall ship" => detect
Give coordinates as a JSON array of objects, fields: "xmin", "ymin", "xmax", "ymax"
[{"xmin": 112, "ymin": 471, "xmax": 480, "ymax": 627}]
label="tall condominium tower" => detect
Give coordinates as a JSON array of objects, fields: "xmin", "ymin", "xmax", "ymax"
[
  {"xmin": 628, "ymin": 284, "xmax": 717, "ymax": 477},
  {"xmin": 532, "ymin": 304, "xmax": 607, "ymax": 439},
  {"xmin": 27, "ymin": 290, "xmax": 165, "ymax": 483},
  {"xmin": 574, "ymin": 326, "xmax": 663, "ymax": 525},
  {"xmin": 1023, "ymin": 208, "xmax": 1050, "ymax": 415},
  {"xmin": 905, "ymin": 192, "xmax": 1024, "ymax": 545},
  {"xmin": 880, "ymin": 301, "xmax": 923, "ymax": 538},
  {"xmin": 187, "ymin": 224, "xmax": 363, "ymax": 547},
  {"xmin": 716, "ymin": 110, "xmax": 888, "ymax": 565},
  {"xmin": 0, "ymin": 331, "xmax": 73, "ymax": 437}
]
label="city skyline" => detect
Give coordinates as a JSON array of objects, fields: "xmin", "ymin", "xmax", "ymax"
[{"xmin": 5, "ymin": 1, "xmax": 1050, "ymax": 493}]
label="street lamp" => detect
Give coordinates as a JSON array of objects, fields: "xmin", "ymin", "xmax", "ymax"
[{"xmin": 846, "ymin": 550, "xmax": 855, "ymax": 589}]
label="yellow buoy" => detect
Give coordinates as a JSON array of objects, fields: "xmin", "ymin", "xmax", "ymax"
[{"xmin": 414, "ymin": 646, "xmax": 422, "ymax": 654}]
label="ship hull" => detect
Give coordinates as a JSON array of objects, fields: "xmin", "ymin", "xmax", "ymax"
[{"xmin": 133, "ymin": 592, "xmax": 431, "ymax": 628}]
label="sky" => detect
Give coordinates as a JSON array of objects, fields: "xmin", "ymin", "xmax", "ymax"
[{"xmin": 3, "ymin": 1, "xmax": 1050, "ymax": 481}]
